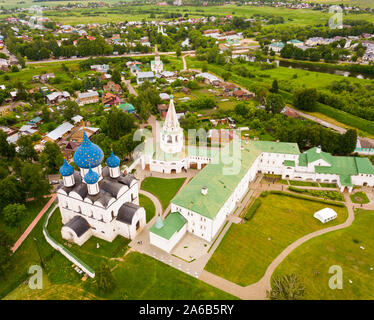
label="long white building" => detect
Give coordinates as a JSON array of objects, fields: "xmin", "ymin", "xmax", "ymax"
[{"xmin": 150, "ymin": 140, "xmax": 374, "ymax": 253}]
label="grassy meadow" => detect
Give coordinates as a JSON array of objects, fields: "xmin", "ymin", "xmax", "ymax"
[
  {"xmin": 140, "ymin": 177, "xmax": 186, "ymax": 210},
  {"xmin": 272, "ymin": 209, "xmax": 374, "ymax": 300},
  {"xmin": 205, "ymin": 193, "xmax": 348, "ymax": 286}
]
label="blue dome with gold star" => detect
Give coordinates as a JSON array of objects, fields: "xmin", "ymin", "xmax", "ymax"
[
  {"xmin": 106, "ymin": 151, "xmax": 120, "ymax": 168},
  {"xmin": 59, "ymin": 159, "xmax": 74, "ymax": 177},
  {"xmin": 84, "ymin": 168, "xmax": 99, "ymax": 184},
  {"xmin": 73, "ymin": 131, "xmax": 104, "ymax": 169}
]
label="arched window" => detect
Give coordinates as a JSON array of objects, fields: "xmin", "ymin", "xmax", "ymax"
[{"xmin": 167, "ymin": 135, "xmax": 172, "ymax": 143}]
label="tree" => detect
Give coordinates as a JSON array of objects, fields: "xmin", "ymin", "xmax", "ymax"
[
  {"xmin": 265, "ymin": 93, "xmax": 285, "ymax": 114},
  {"xmin": 112, "ymin": 69, "xmax": 122, "ymax": 85},
  {"xmin": 234, "ymin": 102, "xmax": 250, "ymax": 117},
  {"xmin": 270, "ymin": 79, "xmax": 279, "ymax": 93},
  {"xmin": 84, "ymin": 77, "xmax": 92, "ymax": 91},
  {"xmin": 0, "ymin": 176, "xmax": 25, "ymax": 210},
  {"xmin": 176, "ymin": 46, "xmax": 181, "ymax": 58},
  {"xmin": 293, "ymin": 88, "xmax": 318, "ymax": 111},
  {"xmin": 0, "ymin": 229, "xmax": 13, "ymax": 278},
  {"xmin": 3, "ymin": 203, "xmax": 26, "ymax": 227},
  {"xmin": 21, "ymin": 163, "xmax": 51, "ymax": 201},
  {"xmin": 101, "ymin": 108, "xmax": 136, "ymax": 140},
  {"xmin": 96, "ymin": 262, "xmax": 115, "ymax": 293},
  {"xmin": 267, "ymin": 274, "xmax": 305, "ymax": 300},
  {"xmin": 340, "ymin": 129, "xmax": 357, "ymax": 155},
  {"xmin": 40, "ymin": 142, "xmax": 64, "ymax": 173},
  {"xmin": 62, "ymin": 100, "xmax": 80, "ymax": 122},
  {"xmin": 222, "ymin": 71, "xmax": 231, "ymax": 81},
  {"xmin": 17, "ymin": 135, "xmax": 38, "ymax": 161},
  {"xmin": 0, "ymin": 131, "xmax": 15, "ymax": 159}
]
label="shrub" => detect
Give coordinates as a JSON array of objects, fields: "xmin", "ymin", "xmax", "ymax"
[{"xmin": 245, "ymin": 199, "xmax": 261, "ymax": 221}]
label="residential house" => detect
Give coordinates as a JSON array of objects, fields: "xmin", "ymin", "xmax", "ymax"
[
  {"xmin": 195, "ymin": 72, "xmax": 222, "ymax": 86},
  {"xmin": 76, "ymin": 91, "xmax": 99, "ymax": 106},
  {"xmin": 103, "ymin": 81, "xmax": 121, "ymax": 93},
  {"xmin": 46, "ymin": 91, "xmax": 70, "ymax": 105},
  {"xmin": 102, "ymin": 92, "xmax": 120, "ymax": 106},
  {"xmin": 136, "ymin": 71, "xmax": 155, "ymax": 85}
]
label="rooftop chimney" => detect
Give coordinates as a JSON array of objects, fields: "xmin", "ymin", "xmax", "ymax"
[
  {"xmin": 201, "ymin": 186, "xmax": 208, "ymax": 196},
  {"xmin": 316, "ymin": 145, "xmax": 321, "ymax": 154}
]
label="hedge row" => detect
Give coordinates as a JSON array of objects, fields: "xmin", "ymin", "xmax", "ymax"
[
  {"xmin": 244, "ymin": 199, "xmax": 262, "ymax": 221},
  {"xmin": 288, "ymin": 186, "xmax": 344, "ymax": 201},
  {"xmin": 267, "ymin": 190, "xmax": 345, "ymax": 207}
]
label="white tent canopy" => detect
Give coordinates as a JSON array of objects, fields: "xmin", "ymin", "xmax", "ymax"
[{"xmin": 313, "ymin": 208, "xmax": 337, "ymax": 224}]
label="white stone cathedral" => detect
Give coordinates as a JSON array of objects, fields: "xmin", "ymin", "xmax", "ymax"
[{"xmin": 57, "ymin": 132, "xmax": 146, "ymax": 246}]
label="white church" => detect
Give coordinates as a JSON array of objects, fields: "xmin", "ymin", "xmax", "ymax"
[
  {"xmin": 140, "ymin": 96, "xmax": 216, "ymax": 174},
  {"xmin": 57, "ymin": 132, "xmax": 146, "ymax": 246},
  {"xmin": 151, "ymin": 46, "xmax": 163, "ymax": 74}
]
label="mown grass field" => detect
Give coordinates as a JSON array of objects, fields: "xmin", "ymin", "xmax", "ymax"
[
  {"xmin": 306, "ymin": 0, "xmax": 374, "ymax": 9},
  {"xmin": 25, "ymin": 4, "xmax": 374, "ymax": 25},
  {"xmin": 205, "ymin": 193, "xmax": 348, "ymax": 286},
  {"xmin": 4, "ymin": 205, "xmax": 236, "ymax": 300},
  {"xmin": 272, "ymin": 209, "xmax": 374, "ymax": 300},
  {"xmin": 140, "ymin": 177, "xmax": 186, "ymax": 210},
  {"xmin": 84, "ymin": 251, "xmax": 238, "ymax": 300},
  {"xmin": 139, "ymin": 193, "xmax": 156, "ymax": 222}
]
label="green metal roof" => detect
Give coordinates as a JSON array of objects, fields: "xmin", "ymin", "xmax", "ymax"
[
  {"xmin": 305, "ymin": 147, "xmax": 334, "ymax": 164},
  {"xmin": 355, "ymin": 157, "xmax": 374, "ymax": 174},
  {"xmin": 301, "ymin": 147, "xmax": 374, "ymax": 177},
  {"xmin": 298, "ymin": 153, "xmax": 308, "ymax": 167},
  {"xmin": 172, "ymin": 140, "xmax": 300, "ymax": 219},
  {"xmin": 339, "ymin": 174, "xmax": 353, "ymax": 187},
  {"xmin": 284, "ymin": 160, "xmax": 295, "ymax": 167},
  {"xmin": 149, "ymin": 212, "xmax": 186, "ymax": 240}
]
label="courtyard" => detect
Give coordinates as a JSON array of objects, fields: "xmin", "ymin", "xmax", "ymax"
[{"xmin": 205, "ymin": 192, "xmax": 349, "ymax": 286}]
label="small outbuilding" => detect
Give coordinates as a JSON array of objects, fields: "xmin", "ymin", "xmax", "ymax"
[{"xmin": 313, "ymin": 208, "xmax": 337, "ymax": 224}]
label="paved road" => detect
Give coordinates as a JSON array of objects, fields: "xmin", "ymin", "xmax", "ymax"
[
  {"xmin": 25, "ymin": 47, "xmax": 253, "ymax": 65},
  {"xmin": 286, "ymin": 106, "xmax": 374, "ymax": 146}
]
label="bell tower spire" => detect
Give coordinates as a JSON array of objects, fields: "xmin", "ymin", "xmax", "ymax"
[{"xmin": 163, "ymin": 95, "xmax": 179, "ymax": 132}]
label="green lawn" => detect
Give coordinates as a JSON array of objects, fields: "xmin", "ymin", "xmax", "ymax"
[
  {"xmin": 139, "ymin": 194, "xmax": 156, "ymax": 223},
  {"xmin": 140, "ymin": 177, "xmax": 186, "ymax": 210},
  {"xmin": 3, "ymin": 205, "xmax": 236, "ymax": 300},
  {"xmin": 0, "ymin": 197, "xmax": 51, "ymax": 241},
  {"xmin": 205, "ymin": 193, "xmax": 348, "ymax": 286},
  {"xmin": 289, "ymin": 180, "xmax": 319, "ymax": 187},
  {"xmin": 47, "ymin": 208, "xmax": 129, "ymax": 270},
  {"xmin": 350, "ymin": 191, "xmax": 370, "ymax": 204},
  {"xmin": 272, "ymin": 209, "xmax": 374, "ymax": 299},
  {"xmin": 320, "ymin": 183, "xmax": 337, "ymax": 188},
  {"xmin": 0, "ymin": 207, "xmax": 84, "ymax": 299},
  {"xmin": 84, "ymin": 251, "xmax": 238, "ymax": 300}
]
